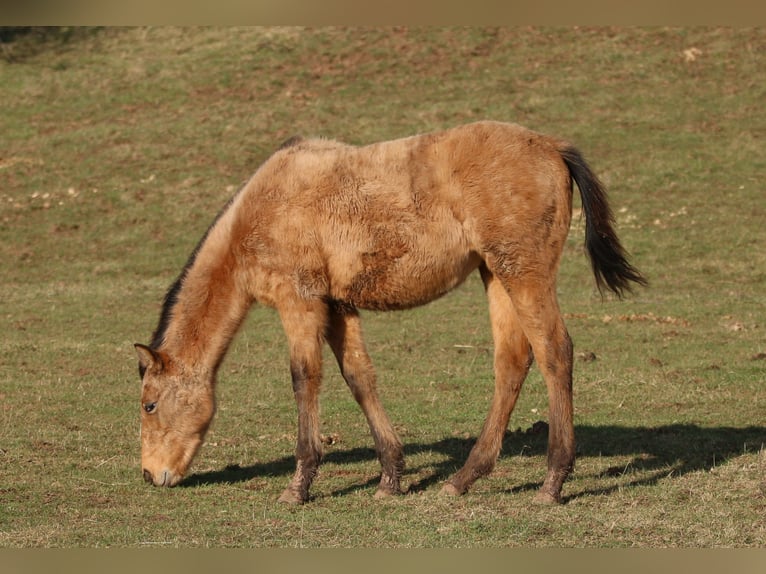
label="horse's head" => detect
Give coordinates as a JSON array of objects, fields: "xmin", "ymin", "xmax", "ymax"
[{"xmin": 134, "ymin": 344, "xmax": 216, "ymax": 487}]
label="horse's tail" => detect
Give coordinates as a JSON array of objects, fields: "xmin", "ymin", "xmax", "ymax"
[{"xmin": 560, "ymin": 146, "xmax": 647, "ymax": 298}]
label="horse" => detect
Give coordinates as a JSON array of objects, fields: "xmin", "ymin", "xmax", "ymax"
[{"xmin": 135, "ymin": 120, "xmax": 646, "ymax": 504}]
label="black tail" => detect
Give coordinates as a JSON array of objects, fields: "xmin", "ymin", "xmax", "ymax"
[{"xmin": 560, "ymin": 146, "xmax": 647, "ymax": 298}]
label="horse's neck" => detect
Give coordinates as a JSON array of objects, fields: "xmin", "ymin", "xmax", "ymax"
[{"xmin": 162, "ymin": 210, "xmax": 251, "ymax": 374}]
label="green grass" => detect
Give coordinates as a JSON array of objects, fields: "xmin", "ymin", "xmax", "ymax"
[{"xmin": 1, "ymin": 27, "xmax": 764, "ymax": 547}]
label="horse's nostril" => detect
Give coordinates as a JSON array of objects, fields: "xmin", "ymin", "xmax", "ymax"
[{"xmin": 143, "ymin": 469, "xmax": 153, "ymax": 484}]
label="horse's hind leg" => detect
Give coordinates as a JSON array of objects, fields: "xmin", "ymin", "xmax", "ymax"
[
  {"xmin": 326, "ymin": 305, "xmax": 404, "ymax": 497},
  {"xmin": 508, "ymin": 279, "xmax": 575, "ymax": 504},
  {"xmin": 276, "ymin": 298, "xmax": 328, "ymax": 504},
  {"xmin": 442, "ymin": 265, "xmax": 533, "ymax": 496}
]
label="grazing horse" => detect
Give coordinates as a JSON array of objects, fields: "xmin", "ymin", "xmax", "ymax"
[{"xmin": 135, "ymin": 121, "xmax": 645, "ymax": 504}]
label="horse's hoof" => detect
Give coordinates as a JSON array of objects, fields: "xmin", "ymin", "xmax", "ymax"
[
  {"xmin": 533, "ymin": 491, "xmax": 561, "ymax": 505},
  {"xmin": 278, "ymin": 489, "xmax": 305, "ymax": 505},
  {"xmin": 439, "ymin": 483, "xmax": 462, "ymax": 497}
]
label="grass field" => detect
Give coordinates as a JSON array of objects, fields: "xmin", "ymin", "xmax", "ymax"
[{"xmin": 1, "ymin": 27, "xmax": 764, "ymax": 547}]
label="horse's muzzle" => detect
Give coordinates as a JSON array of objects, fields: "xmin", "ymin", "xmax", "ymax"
[{"xmin": 143, "ymin": 468, "xmax": 176, "ymax": 487}]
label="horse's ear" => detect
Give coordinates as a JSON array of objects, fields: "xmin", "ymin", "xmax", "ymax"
[{"xmin": 135, "ymin": 343, "xmax": 164, "ymax": 375}]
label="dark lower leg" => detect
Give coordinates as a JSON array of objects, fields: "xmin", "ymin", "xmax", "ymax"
[
  {"xmin": 327, "ymin": 308, "xmax": 404, "ymax": 496},
  {"xmin": 278, "ymin": 366, "xmax": 323, "ymax": 504},
  {"xmin": 535, "ymin": 346, "xmax": 575, "ymax": 504},
  {"xmin": 277, "ymin": 302, "xmax": 326, "ymax": 504},
  {"xmin": 529, "ymin": 317, "xmax": 575, "ymax": 504},
  {"xmin": 371, "ymin": 432, "xmax": 405, "ymax": 497},
  {"xmin": 278, "ymin": 457, "xmax": 319, "ymax": 504}
]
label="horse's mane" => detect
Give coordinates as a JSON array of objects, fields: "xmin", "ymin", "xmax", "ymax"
[
  {"xmin": 149, "ymin": 136, "xmax": 309, "ymax": 351},
  {"xmin": 150, "ymin": 187, "xmax": 241, "ymax": 350}
]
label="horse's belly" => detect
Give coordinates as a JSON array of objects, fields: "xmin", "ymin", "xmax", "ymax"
[{"xmin": 332, "ymin": 242, "xmax": 481, "ymax": 311}]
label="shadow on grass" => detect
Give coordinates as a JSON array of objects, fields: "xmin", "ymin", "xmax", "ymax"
[{"xmin": 182, "ymin": 423, "xmax": 766, "ymax": 502}]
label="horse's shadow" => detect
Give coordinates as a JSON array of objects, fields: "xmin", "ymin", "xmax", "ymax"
[{"xmin": 182, "ymin": 423, "xmax": 766, "ymax": 502}]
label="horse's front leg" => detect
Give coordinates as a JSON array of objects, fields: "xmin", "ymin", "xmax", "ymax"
[
  {"xmin": 276, "ymin": 298, "xmax": 328, "ymax": 504},
  {"xmin": 326, "ymin": 305, "xmax": 404, "ymax": 498}
]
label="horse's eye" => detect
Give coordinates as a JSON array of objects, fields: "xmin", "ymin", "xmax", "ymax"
[{"xmin": 143, "ymin": 402, "xmax": 157, "ymax": 414}]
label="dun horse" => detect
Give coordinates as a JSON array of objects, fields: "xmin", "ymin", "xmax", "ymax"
[{"xmin": 135, "ymin": 121, "xmax": 645, "ymax": 504}]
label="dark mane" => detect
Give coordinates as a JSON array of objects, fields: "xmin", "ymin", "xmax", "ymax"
[
  {"xmin": 278, "ymin": 134, "xmax": 304, "ymax": 150},
  {"xmin": 149, "ymin": 187, "xmax": 242, "ymax": 351},
  {"xmin": 149, "ymin": 138, "xmax": 298, "ymax": 352}
]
